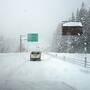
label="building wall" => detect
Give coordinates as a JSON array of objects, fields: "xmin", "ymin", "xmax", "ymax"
[{"xmin": 62, "ymin": 26, "xmax": 82, "ymax": 35}]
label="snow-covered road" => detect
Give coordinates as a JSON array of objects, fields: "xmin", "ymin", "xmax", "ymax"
[{"xmin": 0, "ymin": 53, "xmax": 90, "ymax": 90}]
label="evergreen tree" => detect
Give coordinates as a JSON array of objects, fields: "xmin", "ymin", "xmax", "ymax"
[
  {"xmin": 86, "ymin": 8, "xmax": 90, "ymax": 36},
  {"xmin": 71, "ymin": 12, "xmax": 76, "ymax": 21},
  {"xmin": 75, "ymin": 2, "xmax": 88, "ymax": 53},
  {"xmin": 85, "ymin": 8, "xmax": 90, "ymax": 52},
  {"xmin": 51, "ymin": 23, "xmax": 62, "ymax": 52},
  {"xmin": 0, "ymin": 35, "xmax": 9, "ymax": 53},
  {"xmin": 78, "ymin": 2, "xmax": 87, "ymax": 25},
  {"xmin": 76, "ymin": 8, "xmax": 79, "ymax": 22}
]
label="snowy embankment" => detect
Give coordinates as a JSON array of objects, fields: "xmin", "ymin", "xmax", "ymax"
[
  {"xmin": 0, "ymin": 53, "xmax": 90, "ymax": 90},
  {"xmin": 48, "ymin": 52, "xmax": 90, "ymax": 68}
]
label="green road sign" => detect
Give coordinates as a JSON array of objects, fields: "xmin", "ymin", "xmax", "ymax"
[{"xmin": 27, "ymin": 33, "xmax": 38, "ymax": 42}]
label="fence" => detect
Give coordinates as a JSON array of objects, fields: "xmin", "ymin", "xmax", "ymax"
[{"xmin": 48, "ymin": 53, "xmax": 90, "ymax": 68}]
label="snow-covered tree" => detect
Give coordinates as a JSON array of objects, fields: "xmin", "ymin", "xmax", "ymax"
[
  {"xmin": 71, "ymin": 12, "xmax": 76, "ymax": 22},
  {"xmin": 76, "ymin": 8, "xmax": 80, "ymax": 22},
  {"xmin": 51, "ymin": 23, "xmax": 62, "ymax": 52},
  {"xmin": 78, "ymin": 2, "xmax": 87, "ymax": 25},
  {"xmin": 0, "ymin": 36, "xmax": 5, "ymax": 53},
  {"xmin": 0, "ymin": 36, "xmax": 9, "ymax": 53},
  {"xmin": 71, "ymin": 2, "xmax": 89, "ymax": 53},
  {"xmin": 85, "ymin": 8, "xmax": 90, "ymax": 53}
]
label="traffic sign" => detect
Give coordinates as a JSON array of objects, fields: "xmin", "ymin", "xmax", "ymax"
[{"xmin": 27, "ymin": 33, "xmax": 38, "ymax": 42}]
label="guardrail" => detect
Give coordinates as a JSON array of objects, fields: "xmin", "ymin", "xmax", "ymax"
[{"xmin": 48, "ymin": 53, "xmax": 90, "ymax": 68}]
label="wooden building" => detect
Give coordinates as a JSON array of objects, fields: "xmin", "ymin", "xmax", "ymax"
[{"xmin": 62, "ymin": 22, "xmax": 82, "ymax": 35}]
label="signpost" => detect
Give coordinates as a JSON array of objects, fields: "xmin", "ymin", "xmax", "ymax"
[
  {"xmin": 19, "ymin": 33, "xmax": 39, "ymax": 53},
  {"xmin": 19, "ymin": 35, "xmax": 26, "ymax": 53},
  {"xmin": 27, "ymin": 33, "xmax": 38, "ymax": 42}
]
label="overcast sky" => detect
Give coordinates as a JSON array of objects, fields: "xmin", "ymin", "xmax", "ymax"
[{"xmin": 0, "ymin": 0, "xmax": 90, "ymax": 41}]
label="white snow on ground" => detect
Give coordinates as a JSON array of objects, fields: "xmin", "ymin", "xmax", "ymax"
[
  {"xmin": 49, "ymin": 52, "xmax": 90, "ymax": 67},
  {"xmin": 0, "ymin": 53, "xmax": 90, "ymax": 90}
]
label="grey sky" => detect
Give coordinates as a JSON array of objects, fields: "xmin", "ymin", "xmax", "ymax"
[{"xmin": 0, "ymin": 0, "xmax": 90, "ymax": 41}]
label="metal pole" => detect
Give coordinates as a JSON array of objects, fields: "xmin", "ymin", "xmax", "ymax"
[
  {"xmin": 20, "ymin": 35, "xmax": 22, "ymax": 52},
  {"xmin": 20, "ymin": 34, "xmax": 26, "ymax": 52},
  {"xmin": 84, "ymin": 57, "xmax": 87, "ymax": 68},
  {"xmin": 84, "ymin": 37, "xmax": 87, "ymax": 68}
]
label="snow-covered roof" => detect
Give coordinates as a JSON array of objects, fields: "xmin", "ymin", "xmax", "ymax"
[{"xmin": 63, "ymin": 22, "xmax": 82, "ymax": 27}]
